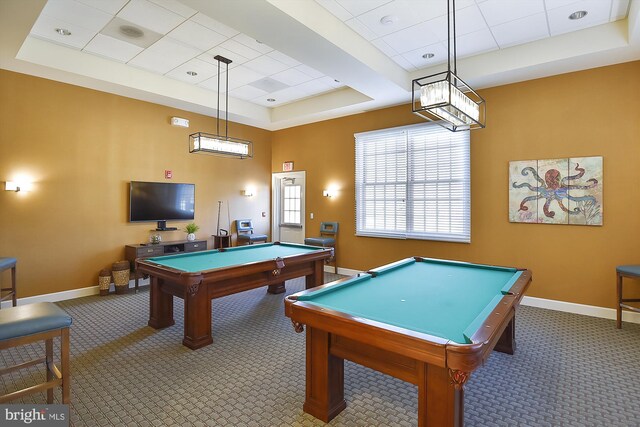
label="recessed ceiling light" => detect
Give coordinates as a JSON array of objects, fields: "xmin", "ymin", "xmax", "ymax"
[
  {"xmin": 267, "ymin": 98, "xmax": 276, "ymax": 102},
  {"xmin": 569, "ymin": 10, "xmax": 588, "ymax": 20},
  {"xmin": 119, "ymin": 25, "xmax": 144, "ymax": 39},
  {"xmin": 334, "ymin": 79, "xmax": 340, "ymax": 83},
  {"xmin": 256, "ymin": 40, "xmax": 263, "ymax": 44},
  {"xmin": 55, "ymin": 28, "xmax": 71, "ymax": 36},
  {"xmin": 422, "ymin": 53, "xmax": 435, "ymax": 59},
  {"xmin": 186, "ymin": 71, "xmax": 198, "ymax": 76},
  {"xmin": 380, "ymin": 15, "xmax": 397, "ymax": 25}
]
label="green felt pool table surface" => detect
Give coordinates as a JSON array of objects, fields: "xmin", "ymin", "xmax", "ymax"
[
  {"xmin": 296, "ymin": 258, "xmax": 523, "ymax": 344},
  {"xmin": 146, "ymin": 242, "xmax": 323, "ymax": 273}
]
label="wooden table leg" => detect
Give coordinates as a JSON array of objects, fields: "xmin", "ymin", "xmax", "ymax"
[
  {"xmin": 148, "ymin": 277, "xmax": 174, "ymax": 329},
  {"xmin": 494, "ymin": 315, "xmax": 516, "ymax": 355},
  {"xmin": 616, "ymin": 272, "xmax": 622, "ymax": 329},
  {"xmin": 267, "ymin": 283, "xmax": 286, "ymax": 294},
  {"xmin": 182, "ymin": 282, "xmax": 213, "ymax": 350},
  {"xmin": 305, "ymin": 260, "xmax": 325, "ymax": 290},
  {"xmin": 303, "ymin": 327, "xmax": 346, "ymax": 422},
  {"xmin": 418, "ymin": 364, "xmax": 464, "ymax": 427}
]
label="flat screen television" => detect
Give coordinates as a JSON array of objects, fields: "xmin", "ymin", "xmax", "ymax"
[{"xmin": 129, "ymin": 181, "xmax": 195, "ymax": 229}]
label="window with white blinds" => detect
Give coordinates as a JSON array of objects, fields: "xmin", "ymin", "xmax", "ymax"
[{"xmin": 355, "ymin": 122, "xmax": 470, "ymax": 243}]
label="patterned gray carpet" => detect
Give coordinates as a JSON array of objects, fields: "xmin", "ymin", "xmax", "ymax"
[{"xmin": 1, "ymin": 274, "xmax": 639, "ymax": 426}]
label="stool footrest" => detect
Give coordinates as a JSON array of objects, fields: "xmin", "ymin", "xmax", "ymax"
[
  {"xmin": 0, "ymin": 357, "xmax": 47, "ymax": 375},
  {"xmin": 620, "ymin": 303, "xmax": 640, "ymax": 312}
]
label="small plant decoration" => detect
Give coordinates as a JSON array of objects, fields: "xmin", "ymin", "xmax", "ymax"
[{"xmin": 185, "ymin": 223, "xmax": 200, "ymax": 234}]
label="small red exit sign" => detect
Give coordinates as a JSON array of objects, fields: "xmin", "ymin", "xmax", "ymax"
[{"xmin": 165, "ymin": 170, "xmax": 172, "ymax": 179}]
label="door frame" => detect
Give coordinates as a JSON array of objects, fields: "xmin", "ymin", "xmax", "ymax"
[{"xmin": 272, "ymin": 171, "xmax": 306, "ymax": 243}]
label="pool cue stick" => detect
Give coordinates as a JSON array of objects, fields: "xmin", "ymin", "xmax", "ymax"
[
  {"xmin": 227, "ymin": 200, "xmax": 231, "ymax": 235},
  {"xmin": 216, "ymin": 200, "xmax": 222, "ymax": 235}
]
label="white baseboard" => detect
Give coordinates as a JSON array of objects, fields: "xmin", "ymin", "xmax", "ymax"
[
  {"xmin": 5, "ymin": 276, "xmax": 638, "ymax": 326},
  {"xmin": 521, "ymin": 296, "xmax": 640, "ymax": 324}
]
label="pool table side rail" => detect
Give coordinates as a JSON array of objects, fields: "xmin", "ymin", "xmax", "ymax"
[{"xmin": 136, "ymin": 246, "xmax": 333, "ymax": 283}]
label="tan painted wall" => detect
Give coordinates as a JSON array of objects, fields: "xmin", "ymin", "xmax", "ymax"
[
  {"xmin": 272, "ymin": 61, "xmax": 640, "ymax": 309},
  {"xmin": 0, "ymin": 70, "xmax": 272, "ymax": 298}
]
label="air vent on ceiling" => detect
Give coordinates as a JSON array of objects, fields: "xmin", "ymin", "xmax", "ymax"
[
  {"xmin": 100, "ymin": 17, "xmax": 162, "ymax": 49},
  {"xmin": 248, "ymin": 77, "xmax": 289, "ymax": 93}
]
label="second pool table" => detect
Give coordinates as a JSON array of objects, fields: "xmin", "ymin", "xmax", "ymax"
[
  {"xmin": 137, "ymin": 242, "xmax": 333, "ymax": 349},
  {"xmin": 284, "ymin": 257, "xmax": 532, "ymax": 427}
]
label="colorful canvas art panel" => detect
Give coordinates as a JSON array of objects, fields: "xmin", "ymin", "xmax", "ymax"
[{"xmin": 509, "ymin": 156, "xmax": 603, "ymax": 226}]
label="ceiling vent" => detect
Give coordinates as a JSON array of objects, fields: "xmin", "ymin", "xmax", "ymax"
[
  {"xmin": 248, "ymin": 77, "xmax": 289, "ymax": 93},
  {"xmin": 100, "ymin": 17, "xmax": 162, "ymax": 49}
]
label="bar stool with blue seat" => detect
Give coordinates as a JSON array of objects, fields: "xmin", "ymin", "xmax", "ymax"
[
  {"xmin": 0, "ymin": 257, "xmax": 17, "ymax": 308},
  {"xmin": 236, "ymin": 219, "xmax": 268, "ymax": 245},
  {"xmin": 616, "ymin": 265, "xmax": 640, "ymax": 329},
  {"xmin": 0, "ymin": 302, "xmax": 72, "ymax": 403},
  {"xmin": 304, "ymin": 222, "xmax": 339, "ymax": 271}
]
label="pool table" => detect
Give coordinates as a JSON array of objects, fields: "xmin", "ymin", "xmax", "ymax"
[
  {"xmin": 136, "ymin": 242, "xmax": 333, "ymax": 349},
  {"xmin": 284, "ymin": 257, "xmax": 532, "ymax": 427}
]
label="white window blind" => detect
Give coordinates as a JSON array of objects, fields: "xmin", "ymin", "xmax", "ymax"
[{"xmin": 355, "ymin": 122, "xmax": 470, "ymax": 243}]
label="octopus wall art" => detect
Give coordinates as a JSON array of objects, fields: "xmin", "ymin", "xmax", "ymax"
[{"xmin": 509, "ymin": 156, "xmax": 603, "ymax": 225}]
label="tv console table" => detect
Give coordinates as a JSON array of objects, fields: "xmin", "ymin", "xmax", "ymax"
[{"xmin": 125, "ymin": 239, "xmax": 208, "ymax": 292}]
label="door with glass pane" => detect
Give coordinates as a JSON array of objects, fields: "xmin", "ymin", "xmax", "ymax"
[{"xmin": 271, "ymin": 171, "xmax": 305, "ymax": 244}]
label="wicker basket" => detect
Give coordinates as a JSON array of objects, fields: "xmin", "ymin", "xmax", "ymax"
[
  {"xmin": 98, "ymin": 269, "xmax": 112, "ymax": 296},
  {"xmin": 112, "ymin": 261, "xmax": 130, "ymax": 295}
]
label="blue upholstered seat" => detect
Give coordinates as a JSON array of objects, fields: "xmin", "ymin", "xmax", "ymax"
[
  {"xmin": 236, "ymin": 219, "xmax": 267, "ymax": 245},
  {"xmin": 304, "ymin": 222, "xmax": 339, "ymax": 248},
  {"xmin": 305, "ymin": 236, "xmax": 336, "ymax": 246},
  {"xmin": 0, "ymin": 302, "xmax": 72, "ymax": 341},
  {"xmin": 617, "ymin": 265, "xmax": 640, "ymax": 277},
  {"xmin": 0, "ymin": 257, "xmax": 16, "ymax": 270}
]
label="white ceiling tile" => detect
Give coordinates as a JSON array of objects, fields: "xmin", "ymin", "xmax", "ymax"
[
  {"xmin": 381, "ymin": 20, "xmax": 441, "ymax": 54},
  {"xmin": 428, "ymin": 4, "xmax": 490, "ymax": 41},
  {"xmin": 401, "ymin": 42, "xmax": 448, "ymax": 69},
  {"xmin": 84, "ymin": 33, "xmax": 143, "ymax": 62},
  {"xmin": 30, "ymin": 14, "xmax": 97, "ymax": 49},
  {"xmin": 478, "ymin": 0, "xmax": 545, "ymax": 27},
  {"xmin": 168, "ymin": 20, "xmax": 227, "ymax": 51},
  {"xmin": 229, "ymin": 85, "xmax": 268, "ymax": 101},
  {"xmin": 232, "ymin": 33, "xmax": 273, "ymax": 54},
  {"xmin": 314, "ymin": 0, "xmax": 353, "ymax": 21},
  {"xmin": 544, "ymin": 0, "xmax": 590, "ymax": 11},
  {"xmin": 117, "ymin": 0, "xmax": 186, "ymax": 35},
  {"xmin": 190, "ymin": 12, "xmax": 239, "ymax": 38},
  {"xmin": 243, "ymin": 55, "xmax": 289, "ymax": 76},
  {"xmin": 355, "ymin": 0, "xmax": 443, "ymax": 37},
  {"xmin": 147, "ymin": 0, "xmax": 197, "ymax": 18},
  {"xmin": 271, "ymin": 68, "xmax": 314, "ymax": 86},
  {"xmin": 100, "ymin": 16, "xmax": 163, "ymax": 49},
  {"xmin": 266, "ymin": 86, "xmax": 310, "ymax": 103},
  {"xmin": 225, "ymin": 65, "xmax": 265, "ymax": 90},
  {"xmin": 345, "ymin": 17, "xmax": 378, "ymax": 40},
  {"xmin": 610, "ymin": 0, "xmax": 629, "ymax": 20},
  {"xmin": 128, "ymin": 37, "xmax": 200, "ymax": 74},
  {"xmin": 455, "ymin": 28, "xmax": 498, "ymax": 58},
  {"xmin": 295, "ymin": 64, "xmax": 324, "ymax": 79},
  {"xmin": 266, "ymin": 51, "xmax": 301, "ymax": 67},
  {"xmin": 75, "ymin": 0, "xmax": 128, "ymax": 15},
  {"xmin": 41, "ymin": 0, "xmax": 113, "ymax": 32},
  {"xmin": 333, "ymin": 0, "xmax": 393, "ymax": 17},
  {"xmin": 391, "ymin": 54, "xmax": 416, "ymax": 71},
  {"xmin": 165, "ymin": 58, "xmax": 218, "ymax": 83},
  {"xmin": 297, "ymin": 79, "xmax": 333, "ymax": 95},
  {"xmin": 370, "ymin": 38, "xmax": 399, "ymax": 57},
  {"xmin": 219, "ymin": 39, "xmax": 262, "ymax": 61},
  {"xmin": 491, "ymin": 12, "xmax": 549, "ymax": 48},
  {"xmin": 547, "ymin": 1, "xmax": 611, "ymax": 36}
]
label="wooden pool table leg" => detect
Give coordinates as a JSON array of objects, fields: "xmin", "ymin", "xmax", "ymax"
[
  {"xmin": 148, "ymin": 277, "xmax": 174, "ymax": 329},
  {"xmin": 418, "ymin": 363, "xmax": 464, "ymax": 427},
  {"xmin": 267, "ymin": 282, "xmax": 286, "ymax": 294},
  {"xmin": 305, "ymin": 260, "xmax": 325, "ymax": 290},
  {"xmin": 303, "ymin": 327, "xmax": 346, "ymax": 422},
  {"xmin": 183, "ymin": 282, "xmax": 213, "ymax": 350},
  {"xmin": 494, "ymin": 316, "xmax": 516, "ymax": 355}
]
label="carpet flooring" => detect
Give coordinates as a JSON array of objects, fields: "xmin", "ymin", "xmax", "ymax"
[{"xmin": 1, "ymin": 274, "xmax": 639, "ymax": 426}]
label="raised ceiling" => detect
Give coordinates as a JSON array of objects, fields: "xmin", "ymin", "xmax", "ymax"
[{"xmin": 1, "ymin": 0, "xmax": 639, "ymax": 131}]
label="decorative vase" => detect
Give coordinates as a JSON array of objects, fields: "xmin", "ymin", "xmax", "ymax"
[
  {"xmin": 187, "ymin": 233, "xmax": 196, "ymax": 242},
  {"xmin": 150, "ymin": 234, "xmax": 162, "ymax": 244}
]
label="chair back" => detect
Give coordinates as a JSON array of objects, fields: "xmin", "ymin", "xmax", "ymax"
[
  {"xmin": 320, "ymin": 222, "xmax": 339, "ymax": 235},
  {"xmin": 236, "ymin": 219, "xmax": 255, "ymax": 234}
]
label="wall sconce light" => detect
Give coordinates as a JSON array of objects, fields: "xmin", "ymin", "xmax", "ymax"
[
  {"xmin": 242, "ymin": 188, "xmax": 254, "ymax": 197},
  {"xmin": 5, "ymin": 181, "xmax": 32, "ymax": 192},
  {"xmin": 323, "ymin": 189, "xmax": 335, "ymax": 198}
]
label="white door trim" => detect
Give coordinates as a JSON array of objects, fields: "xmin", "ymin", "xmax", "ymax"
[{"xmin": 272, "ymin": 171, "xmax": 306, "ymax": 243}]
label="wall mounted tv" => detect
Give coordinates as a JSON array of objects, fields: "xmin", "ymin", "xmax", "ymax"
[{"xmin": 129, "ymin": 181, "xmax": 195, "ymax": 230}]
